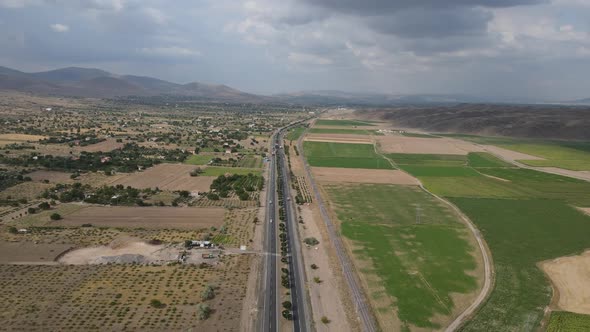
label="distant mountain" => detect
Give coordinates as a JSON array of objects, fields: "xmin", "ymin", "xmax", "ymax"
[
  {"xmin": 561, "ymin": 97, "xmax": 590, "ymax": 105},
  {"xmin": 0, "ymin": 66, "xmax": 265, "ymax": 103}
]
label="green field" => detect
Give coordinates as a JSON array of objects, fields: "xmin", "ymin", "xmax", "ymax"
[
  {"xmin": 467, "ymin": 152, "xmax": 513, "ymax": 168},
  {"xmin": 236, "ymin": 155, "xmax": 262, "ymax": 168},
  {"xmin": 314, "ymin": 119, "xmax": 376, "ymax": 127},
  {"xmin": 286, "ymin": 127, "xmax": 306, "ymax": 141},
  {"xmin": 326, "ymin": 184, "xmax": 478, "ymax": 330},
  {"xmin": 402, "ymin": 132, "xmax": 440, "ymax": 138},
  {"xmin": 184, "ymin": 154, "xmax": 213, "ymax": 165},
  {"xmin": 441, "ymin": 135, "xmax": 590, "ymax": 171},
  {"xmin": 387, "ymin": 151, "xmax": 590, "ymax": 331},
  {"xmin": 303, "ymin": 141, "xmax": 394, "ymax": 169},
  {"xmin": 201, "ymin": 167, "xmax": 261, "ymax": 176},
  {"xmin": 308, "ymin": 128, "xmax": 374, "ymax": 135},
  {"xmin": 453, "ymin": 199, "xmax": 590, "ymax": 332},
  {"xmin": 547, "ymin": 311, "xmax": 590, "ymax": 332},
  {"xmin": 387, "ymin": 153, "xmax": 467, "ymax": 167}
]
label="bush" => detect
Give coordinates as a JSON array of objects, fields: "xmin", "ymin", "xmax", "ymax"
[
  {"xmin": 150, "ymin": 299, "xmax": 165, "ymax": 308},
  {"xmin": 197, "ymin": 303, "xmax": 211, "ymax": 320},
  {"xmin": 282, "ymin": 301, "xmax": 292, "ymax": 310},
  {"xmin": 50, "ymin": 213, "xmax": 62, "ymax": 220},
  {"xmin": 321, "ymin": 316, "xmax": 331, "ymax": 324},
  {"xmin": 207, "ymin": 193, "xmax": 220, "ymax": 201},
  {"xmin": 311, "ymin": 264, "xmax": 318, "ymax": 270},
  {"xmin": 38, "ymin": 202, "xmax": 50, "ymax": 210},
  {"xmin": 8, "ymin": 226, "xmax": 18, "ymax": 234},
  {"xmin": 303, "ymin": 237, "xmax": 319, "ymax": 246},
  {"xmin": 27, "ymin": 207, "xmax": 37, "ymax": 214},
  {"xmin": 201, "ymin": 285, "xmax": 215, "ymax": 301}
]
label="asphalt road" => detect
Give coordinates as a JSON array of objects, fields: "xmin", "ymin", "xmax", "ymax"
[{"xmin": 297, "ymin": 128, "xmax": 378, "ymax": 332}]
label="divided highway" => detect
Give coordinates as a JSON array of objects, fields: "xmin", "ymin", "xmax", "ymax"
[{"xmin": 261, "ymin": 122, "xmax": 311, "ymax": 332}]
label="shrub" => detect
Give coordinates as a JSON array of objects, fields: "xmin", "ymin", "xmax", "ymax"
[
  {"xmin": 197, "ymin": 303, "xmax": 211, "ymax": 320},
  {"xmin": 201, "ymin": 285, "xmax": 215, "ymax": 301},
  {"xmin": 321, "ymin": 316, "xmax": 330, "ymax": 324},
  {"xmin": 303, "ymin": 237, "xmax": 319, "ymax": 246},
  {"xmin": 27, "ymin": 207, "xmax": 37, "ymax": 214},
  {"xmin": 8, "ymin": 226, "xmax": 18, "ymax": 234},
  {"xmin": 282, "ymin": 301, "xmax": 292, "ymax": 310},
  {"xmin": 311, "ymin": 264, "xmax": 318, "ymax": 270},
  {"xmin": 50, "ymin": 213, "xmax": 62, "ymax": 220},
  {"xmin": 38, "ymin": 202, "xmax": 50, "ymax": 210},
  {"xmin": 150, "ymin": 299, "xmax": 165, "ymax": 308}
]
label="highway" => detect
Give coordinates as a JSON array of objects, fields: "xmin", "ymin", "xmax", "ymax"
[
  {"xmin": 261, "ymin": 122, "xmax": 311, "ymax": 332},
  {"xmin": 296, "ymin": 128, "xmax": 378, "ymax": 332}
]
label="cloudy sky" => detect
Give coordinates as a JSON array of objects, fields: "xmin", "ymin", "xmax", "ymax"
[{"xmin": 1, "ymin": 0, "xmax": 589, "ymax": 100}]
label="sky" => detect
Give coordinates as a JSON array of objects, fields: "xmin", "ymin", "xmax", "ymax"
[{"xmin": 0, "ymin": 0, "xmax": 589, "ymax": 100}]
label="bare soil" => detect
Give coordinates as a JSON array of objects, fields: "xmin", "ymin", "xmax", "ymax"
[
  {"xmin": 541, "ymin": 250, "xmax": 590, "ymax": 314},
  {"xmin": 0, "ymin": 133, "xmax": 47, "ymax": 145},
  {"xmin": 0, "ymin": 241, "xmax": 72, "ymax": 263},
  {"xmin": 112, "ymin": 163, "xmax": 215, "ymax": 192},
  {"xmin": 76, "ymin": 138, "xmax": 124, "ymax": 152},
  {"xmin": 58, "ymin": 206, "xmax": 224, "ymax": 229},
  {"xmin": 377, "ymin": 135, "xmax": 484, "ymax": 155},
  {"xmin": 482, "ymin": 145, "xmax": 544, "ymax": 162},
  {"xmin": 27, "ymin": 170, "xmax": 74, "ymax": 183},
  {"xmin": 0, "ymin": 182, "xmax": 52, "ymax": 200},
  {"xmin": 304, "ymin": 134, "xmax": 373, "ymax": 144},
  {"xmin": 311, "ymin": 167, "xmax": 419, "ymax": 185}
]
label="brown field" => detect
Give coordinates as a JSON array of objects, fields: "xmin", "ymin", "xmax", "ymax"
[
  {"xmin": 0, "ymin": 182, "xmax": 52, "ymax": 200},
  {"xmin": 311, "ymin": 167, "xmax": 419, "ymax": 185},
  {"xmin": 28, "ymin": 170, "xmax": 74, "ymax": 183},
  {"xmin": 76, "ymin": 138, "xmax": 124, "ymax": 152},
  {"xmin": 0, "ymin": 241, "xmax": 72, "ymax": 263},
  {"xmin": 377, "ymin": 134, "xmax": 484, "ymax": 155},
  {"xmin": 113, "ymin": 163, "xmax": 215, "ymax": 192},
  {"xmin": 0, "ymin": 256, "xmax": 251, "ymax": 331},
  {"xmin": 58, "ymin": 206, "xmax": 224, "ymax": 229},
  {"xmin": 0, "ymin": 133, "xmax": 47, "ymax": 146},
  {"xmin": 541, "ymin": 250, "xmax": 590, "ymax": 314}
]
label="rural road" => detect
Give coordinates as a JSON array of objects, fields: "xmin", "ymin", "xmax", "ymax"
[{"xmin": 297, "ymin": 126, "xmax": 379, "ymax": 332}]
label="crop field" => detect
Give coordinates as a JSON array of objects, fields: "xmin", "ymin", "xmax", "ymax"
[
  {"xmin": 0, "ymin": 133, "xmax": 46, "ymax": 146},
  {"xmin": 311, "ymin": 167, "xmax": 419, "ymax": 185},
  {"xmin": 113, "ymin": 163, "xmax": 215, "ymax": 192},
  {"xmin": 76, "ymin": 138, "xmax": 124, "ymax": 153},
  {"xmin": 387, "ymin": 153, "xmax": 467, "ymax": 166},
  {"xmin": 325, "ymin": 184, "xmax": 479, "ymax": 330},
  {"xmin": 303, "ymin": 141, "xmax": 394, "ymax": 169},
  {"xmin": 184, "ymin": 154, "xmax": 213, "ymax": 165},
  {"xmin": 387, "ymin": 151, "xmax": 590, "ymax": 331},
  {"xmin": 402, "ymin": 132, "xmax": 440, "ymax": 138},
  {"xmin": 314, "ymin": 119, "xmax": 375, "ymax": 127},
  {"xmin": 444, "ymin": 135, "xmax": 590, "ymax": 171},
  {"xmin": 377, "ymin": 135, "xmax": 484, "ymax": 155},
  {"xmin": 286, "ymin": 126, "xmax": 306, "ymax": 141},
  {"xmin": 547, "ymin": 311, "xmax": 590, "ymax": 332},
  {"xmin": 308, "ymin": 128, "xmax": 375, "ymax": 135},
  {"xmin": 236, "ymin": 155, "xmax": 262, "ymax": 168},
  {"xmin": 0, "ymin": 256, "xmax": 252, "ymax": 331},
  {"xmin": 467, "ymin": 152, "xmax": 513, "ymax": 168},
  {"xmin": 200, "ymin": 166, "xmax": 262, "ymax": 176}
]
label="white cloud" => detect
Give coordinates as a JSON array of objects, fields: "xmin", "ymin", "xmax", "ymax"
[
  {"xmin": 139, "ymin": 46, "xmax": 201, "ymax": 57},
  {"xmin": 287, "ymin": 52, "xmax": 333, "ymax": 65},
  {"xmin": 50, "ymin": 23, "xmax": 69, "ymax": 32}
]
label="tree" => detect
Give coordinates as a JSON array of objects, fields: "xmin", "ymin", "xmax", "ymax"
[
  {"xmin": 311, "ymin": 264, "xmax": 318, "ymax": 270},
  {"xmin": 321, "ymin": 316, "xmax": 331, "ymax": 324},
  {"xmin": 150, "ymin": 299, "xmax": 165, "ymax": 308},
  {"xmin": 27, "ymin": 207, "xmax": 37, "ymax": 214},
  {"xmin": 282, "ymin": 301, "xmax": 292, "ymax": 310},
  {"xmin": 197, "ymin": 303, "xmax": 211, "ymax": 320},
  {"xmin": 38, "ymin": 202, "xmax": 51, "ymax": 210},
  {"xmin": 50, "ymin": 213, "xmax": 62, "ymax": 220},
  {"xmin": 303, "ymin": 237, "xmax": 319, "ymax": 246},
  {"xmin": 8, "ymin": 226, "xmax": 17, "ymax": 234}
]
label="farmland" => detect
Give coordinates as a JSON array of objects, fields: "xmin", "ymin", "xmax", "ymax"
[
  {"xmin": 325, "ymin": 184, "xmax": 480, "ymax": 330},
  {"xmin": 200, "ymin": 166, "xmax": 262, "ymax": 176},
  {"xmin": 547, "ymin": 311, "xmax": 590, "ymax": 332},
  {"xmin": 308, "ymin": 128, "xmax": 375, "ymax": 135},
  {"xmin": 286, "ymin": 126, "xmax": 306, "ymax": 141},
  {"xmin": 303, "ymin": 141, "xmax": 394, "ymax": 169},
  {"xmin": 184, "ymin": 154, "xmax": 214, "ymax": 165},
  {"xmin": 112, "ymin": 163, "xmax": 215, "ymax": 192},
  {"xmin": 314, "ymin": 119, "xmax": 376, "ymax": 127}
]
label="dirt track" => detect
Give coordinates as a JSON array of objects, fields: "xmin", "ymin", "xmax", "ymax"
[
  {"xmin": 311, "ymin": 167, "xmax": 419, "ymax": 185},
  {"xmin": 541, "ymin": 250, "xmax": 590, "ymax": 315},
  {"xmin": 113, "ymin": 163, "xmax": 215, "ymax": 192},
  {"xmin": 59, "ymin": 206, "xmax": 224, "ymax": 229}
]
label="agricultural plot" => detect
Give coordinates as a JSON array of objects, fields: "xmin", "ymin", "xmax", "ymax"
[
  {"xmin": 387, "ymin": 153, "xmax": 467, "ymax": 167},
  {"xmin": 184, "ymin": 154, "xmax": 213, "ymax": 165},
  {"xmin": 304, "ymin": 133, "xmax": 373, "ymax": 144},
  {"xmin": 236, "ymin": 155, "xmax": 262, "ymax": 168},
  {"xmin": 467, "ymin": 152, "xmax": 513, "ymax": 168},
  {"xmin": 0, "ymin": 133, "xmax": 46, "ymax": 146},
  {"xmin": 311, "ymin": 167, "xmax": 419, "ymax": 185},
  {"xmin": 325, "ymin": 184, "xmax": 479, "ymax": 330},
  {"xmin": 286, "ymin": 126, "xmax": 306, "ymax": 141},
  {"xmin": 314, "ymin": 119, "xmax": 376, "ymax": 127},
  {"xmin": 112, "ymin": 163, "xmax": 215, "ymax": 192},
  {"xmin": 308, "ymin": 128, "xmax": 375, "ymax": 135},
  {"xmin": 76, "ymin": 138, "xmax": 124, "ymax": 153},
  {"xmin": 402, "ymin": 132, "xmax": 439, "ymax": 138},
  {"xmin": 547, "ymin": 311, "xmax": 590, "ymax": 332},
  {"xmin": 303, "ymin": 141, "xmax": 394, "ymax": 169},
  {"xmin": 200, "ymin": 167, "xmax": 262, "ymax": 176},
  {"xmin": 0, "ymin": 257, "xmax": 251, "ymax": 331},
  {"xmin": 57, "ymin": 206, "xmax": 225, "ymax": 229},
  {"xmin": 377, "ymin": 135, "xmax": 484, "ymax": 155}
]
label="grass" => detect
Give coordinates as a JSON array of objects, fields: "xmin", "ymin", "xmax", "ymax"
[
  {"xmin": 303, "ymin": 141, "xmax": 394, "ymax": 169},
  {"xmin": 467, "ymin": 152, "xmax": 513, "ymax": 168},
  {"xmin": 201, "ymin": 167, "xmax": 262, "ymax": 177},
  {"xmin": 326, "ymin": 184, "xmax": 478, "ymax": 329},
  {"xmin": 547, "ymin": 311, "xmax": 590, "ymax": 332},
  {"xmin": 308, "ymin": 128, "xmax": 374, "ymax": 135},
  {"xmin": 286, "ymin": 127, "xmax": 306, "ymax": 141},
  {"xmin": 387, "ymin": 153, "xmax": 467, "ymax": 167},
  {"xmin": 452, "ymin": 199, "xmax": 590, "ymax": 332},
  {"xmin": 399, "ymin": 166, "xmax": 480, "ymax": 177},
  {"xmin": 402, "ymin": 132, "xmax": 439, "ymax": 138},
  {"xmin": 236, "ymin": 155, "xmax": 262, "ymax": 168},
  {"xmin": 184, "ymin": 154, "xmax": 213, "ymax": 165},
  {"xmin": 314, "ymin": 119, "xmax": 375, "ymax": 127}
]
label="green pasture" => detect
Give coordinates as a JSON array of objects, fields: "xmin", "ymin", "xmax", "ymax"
[
  {"xmin": 286, "ymin": 127, "xmax": 306, "ymax": 141},
  {"xmin": 547, "ymin": 311, "xmax": 590, "ymax": 332},
  {"xmin": 303, "ymin": 141, "xmax": 393, "ymax": 169},
  {"xmin": 184, "ymin": 154, "xmax": 213, "ymax": 165},
  {"xmin": 308, "ymin": 128, "xmax": 374, "ymax": 135}
]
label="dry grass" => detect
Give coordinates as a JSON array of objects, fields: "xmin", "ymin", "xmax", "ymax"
[
  {"xmin": 311, "ymin": 167, "xmax": 419, "ymax": 185},
  {"xmin": 112, "ymin": 163, "xmax": 215, "ymax": 192}
]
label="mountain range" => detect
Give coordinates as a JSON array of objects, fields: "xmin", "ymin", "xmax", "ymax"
[{"xmin": 0, "ymin": 66, "xmax": 586, "ymax": 105}]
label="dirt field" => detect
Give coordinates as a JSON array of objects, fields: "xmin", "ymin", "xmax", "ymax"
[
  {"xmin": 0, "ymin": 133, "xmax": 47, "ymax": 146},
  {"xmin": 76, "ymin": 138, "xmax": 124, "ymax": 152},
  {"xmin": 58, "ymin": 206, "xmax": 224, "ymax": 229},
  {"xmin": 0, "ymin": 241, "xmax": 72, "ymax": 263},
  {"xmin": 112, "ymin": 163, "xmax": 215, "ymax": 192},
  {"xmin": 311, "ymin": 167, "xmax": 419, "ymax": 185},
  {"xmin": 0, "ymin": 182, "xmax": 52, "ymax": 200},
  {"xmin": 377, "ymin": 134, "xmax": 484, "ymax": 155},
  {"xmin": 28, "ymin": 170, "xmax": 74, "ymax": 183},
  {"xmin": 542, "ymin": 250, "xmax": 590, "ymax": 314}
]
